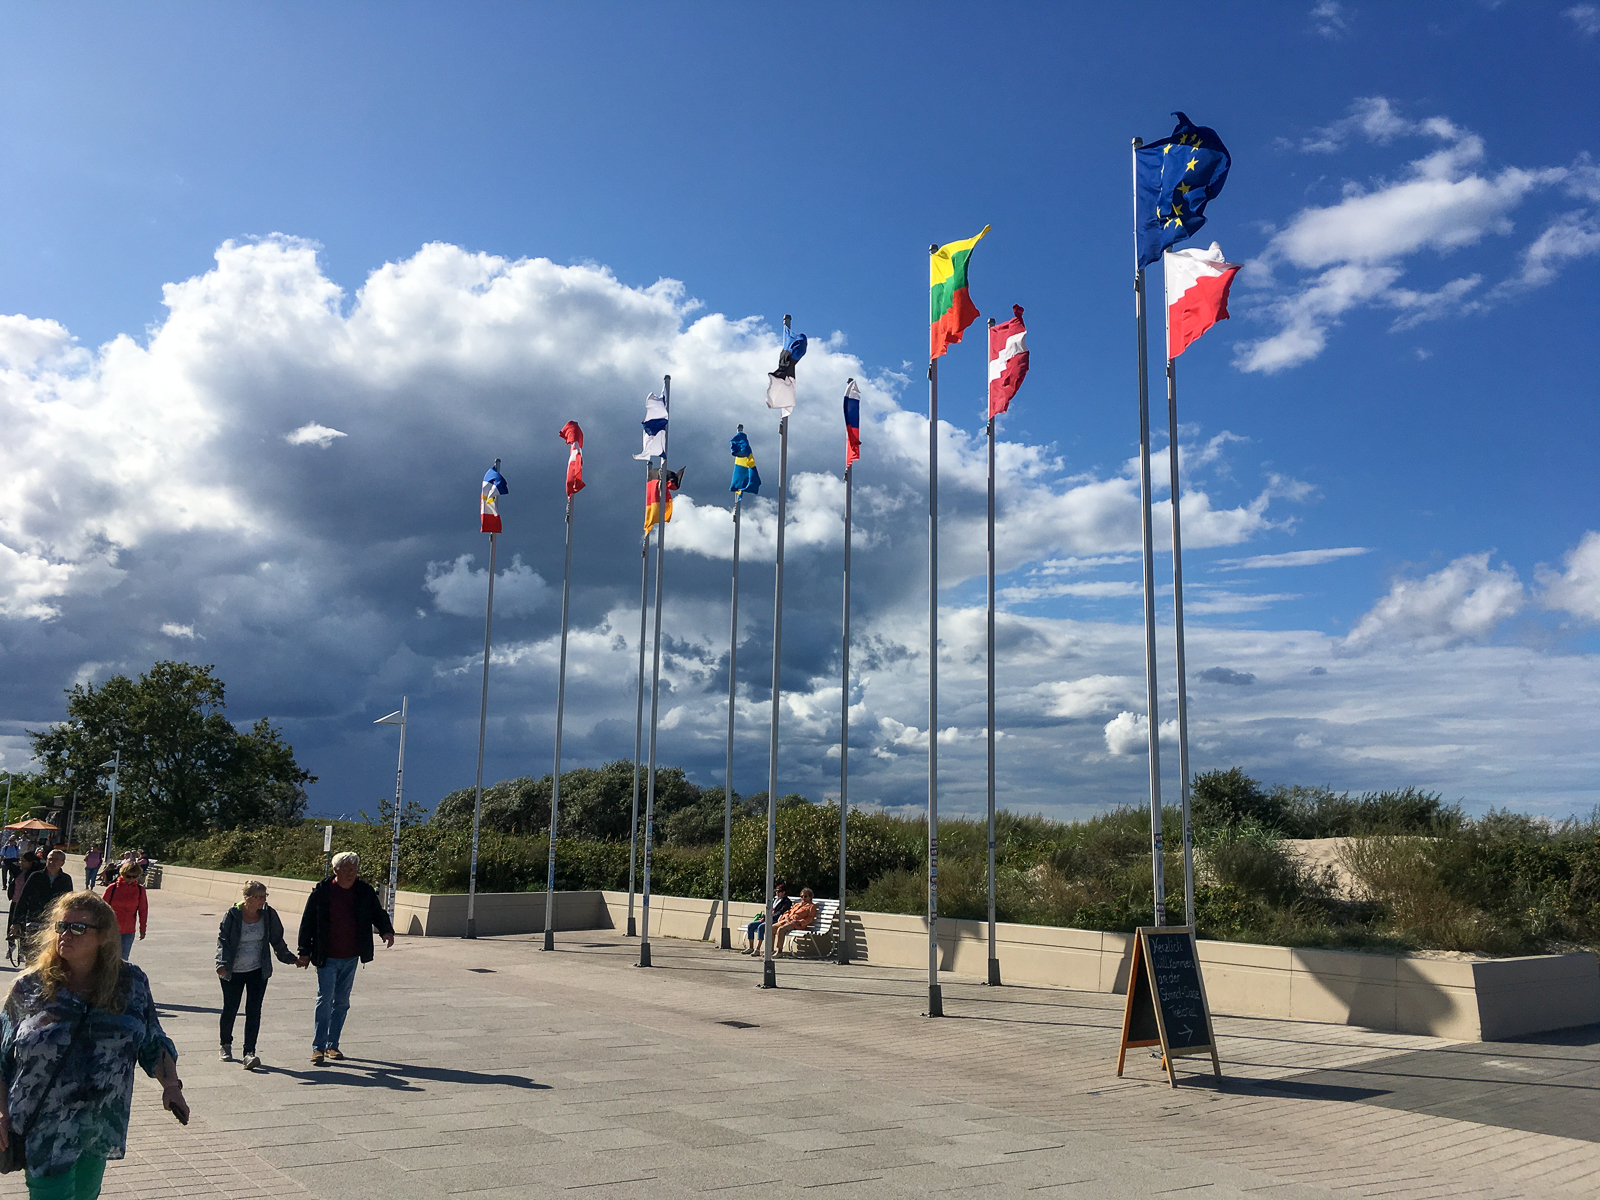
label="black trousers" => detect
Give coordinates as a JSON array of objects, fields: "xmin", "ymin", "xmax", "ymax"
[{"xmin": 219, "ymin": 969, "xmax": 268, "ymax": 1052}]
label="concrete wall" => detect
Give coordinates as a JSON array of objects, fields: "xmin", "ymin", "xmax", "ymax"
[{"xmin": 81, "ymin": 856, "xmax": 1597, "ymax": 1040}]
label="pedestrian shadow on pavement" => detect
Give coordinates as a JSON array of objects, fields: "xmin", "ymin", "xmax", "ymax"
[
  {"xmin": 259, "ymin": 1058, "xmax": 552, "ymax": 1093},
  {"xmin": 1191, "ymin": 1075, "xmax": 1391, "ymax": 1102},
  {"xmin": 156, "ymin": 1003, "xmax": 221, "ymax": 1016}
]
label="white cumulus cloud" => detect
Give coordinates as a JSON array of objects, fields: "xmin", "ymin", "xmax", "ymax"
[
  {"xmin": 285, "ymin": 423, "xmax": 348, "ymax": 448},
  {"xmin": 1341, "ymin": 552, "xmax": 1525, "ymax": 654},
  {"xmin": 424, "ymin": 553, "xmax": 550, "ymax": 618},
  {"xmin": 1536, "ymin": 530, "xmax": 1600, "ymax": 623}
]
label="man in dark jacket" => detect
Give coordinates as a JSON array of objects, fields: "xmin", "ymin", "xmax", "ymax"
[
  {"xmin": 13, "ymin": 849, "xmax": 73, "ymax": 930},
  {"xmin": 296, "ymin": 851, "xmax": 395, "ymax": 1065}
]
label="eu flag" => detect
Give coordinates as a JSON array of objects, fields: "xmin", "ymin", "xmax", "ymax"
[{"xmin": 1136, "ymin": 113, "xmax": 1231, "ymax": 269}]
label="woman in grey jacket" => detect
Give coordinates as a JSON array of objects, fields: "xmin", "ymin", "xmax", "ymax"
[{"xmin": 215, "ymin": 879, "xmax": 297, "ymax": 1070}]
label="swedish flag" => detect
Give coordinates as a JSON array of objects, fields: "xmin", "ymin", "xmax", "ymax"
[
  {"xmin": 729, "ymin": 429, "xmax": 761, "ymax": 496},
  {"xmin": 1136, "ymin": 113, "xmax": 1231, "ymax": 269}
]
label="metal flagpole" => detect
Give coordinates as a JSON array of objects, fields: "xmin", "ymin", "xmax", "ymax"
[
  {"xmin": 640, "ymin": 374, "xmax": 671, "ymax": 968},
  {"xmin": 1164, "ymin": 294, "xmax": 1196, "ymax": 926},
  {"xmin": 544, "ymin": 493, "xmax": 576, "ymax": 951},
  {"xmin": 926, "ymin": 269, "xmax": 944, "ymax": 1017},
  {"xmin": 374, "ymin": 698, "xmax": 408, "ymax": 921},
  {"xmin": 837, "ymin": 435, "xmax": 853, "ymax": 967},
  {"xmin": 1132, "ymin": 137, "xmax": 1166, "ymax": 927},
  {"xmin": 467, "ymin": 529, "xmax": 498, "ymax": 939},
  {"xmin": 762, "ymin": 318, "xmax": 792, "ymax": 992},
  {"xmin": 985, "ymin": 319, "xmax": 1001, "ymax": 987},
  {"xmin": 721, "ymin": 486, "xmax": 743, "ymax": 951},
  {"xmin": 102, "ymin": 752, "xmax": 120, "ymax": 866},
  {"xmin": 625, "ymin": 530, "xmax": 648, "ymax": 937}
]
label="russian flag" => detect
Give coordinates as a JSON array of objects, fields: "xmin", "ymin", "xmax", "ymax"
[
  {"xmin": 480, "ymin": 462, "xmax": 508, "ymax": 533},
  {"xmin": 843, "ymin": 379, "xmax": 861, "ymax": 466},
  {"xmin": 1165, "ymin": 243, "xmax": 1241, "ymax": 359}
]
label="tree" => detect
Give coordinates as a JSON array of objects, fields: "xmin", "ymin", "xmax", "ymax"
[
  {"xmin": 28, "ymin": 661, "xmax": 314, "ymax": 852},
  {"xmin": 1191, "ymin": 767, "xmax": 1287, "ymax": 833},
  {"xmin": 432, "ymin": 760, "xmax": 705, "ymax": 842}
]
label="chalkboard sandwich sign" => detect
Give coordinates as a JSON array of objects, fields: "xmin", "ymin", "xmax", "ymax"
[{"xmin": 1115, "ymin": 925, "xmax": 1221, "ymax": 1087}]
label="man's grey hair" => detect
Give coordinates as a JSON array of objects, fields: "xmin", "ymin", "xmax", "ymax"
[{"xmin": 331, "ymin": 851, "xmax": 359, "ymax": 871}]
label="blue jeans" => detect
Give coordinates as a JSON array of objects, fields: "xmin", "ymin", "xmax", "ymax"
[
  {"xmin": 314, "ymin": 956, "xmax": 358, "ymax": 1051},
  {"xmin": 119, "ymin": 933, "xmax": 135, "ymax": 959}
]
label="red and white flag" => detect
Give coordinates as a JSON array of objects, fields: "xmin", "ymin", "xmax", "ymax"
[
  {"xmin": 1165, "ymin": 242, "xmax": 1241, "ymax": 359},
  {"xmin": 987, "ymin": 304, "xmax": 1029, "ymax": 419},
  {"xmin": 560, "ymin": 421, "xmax": 585, "ymax": 498}
]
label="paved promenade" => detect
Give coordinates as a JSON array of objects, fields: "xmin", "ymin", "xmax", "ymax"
[{"xmin": 3, "ymin": 887, "xmax": 1597, "ymax": 1199}]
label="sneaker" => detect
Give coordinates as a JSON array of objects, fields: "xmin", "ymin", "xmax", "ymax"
[
  {"xmin": 220, "ymin": 1046, "xmax": 233, "ymax": 1062},
  {"xmin": 325, "ymin": 1048, "xmax": 345, "ymax": 1061},
  {"xmin": 242, "ymin": 1053, "xmax": 261, "ymax": 1071},
  {"xmin": 310, "ymin": 1050, "xmax": 325, "ymax": 1066}
]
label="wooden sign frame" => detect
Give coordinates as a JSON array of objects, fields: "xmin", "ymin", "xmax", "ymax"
[{"xmin": 1115, "ymin": 925, "xmax": 1221, "ymax": 1088}]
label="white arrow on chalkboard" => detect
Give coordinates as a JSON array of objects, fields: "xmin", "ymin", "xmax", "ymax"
[{"xmin": 1179, "ymin": 1024, "xmax": 1195, "ymax": 1041}]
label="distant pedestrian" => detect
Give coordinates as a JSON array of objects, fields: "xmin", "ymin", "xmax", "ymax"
[
  {"xmin": 296, "ymin": 852, "xmax": 394, "ymax": 1066},
  {"xmin": 1, "ymin": 837, "xmax": 19, "ymax": 894},
  {"xmin": 0, "ymin": 890, "xmax": 187, "ymax": 1199},
  {"xmin": 102, "ymin": 863, "xmax": 148, "ymax": 960},
  {"xmin": 81, "ymin": 846, "xmax": 103, "ymax": 890},
  {"xmin": 12, "ymin": 852, "xmax": 73, "ymax": 960},
  {"xmin": 215, "ymin": 880, "xmax": 296, "ymax": 1072}
]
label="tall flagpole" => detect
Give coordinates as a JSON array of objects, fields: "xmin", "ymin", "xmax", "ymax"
[
  {"xmin": 761, "ymin": 320, "xmax": 792, "ymax": 992},
  {"xmin": 837, "ymin": 429, "xmax": 853, "ymax": 966},
  {"xmin": 985, "ymin": 319, "xmax": 1001, "ymax": 987},
  {"xmin": 1164, "ymin": 298, "xmax": 1196, "ymax": 926},
  {"xmin": 374, "ymin": 698, "xmax": 408, "ymax": 922},
  {"xmin": 721, "ymin": 485, "xmax": 743, "ymax": 951},
  {"xmin": 625, "ymin": 529, "xmax": 648, "ymax": 937},
  {"xmin": 1132, "ymin": 137, "xmax": 1166, "ymax": 927},
  {"xmin": 467, "ymin": 529, "xmax": 498, "ymax": 939},
  {"xmin": 640, "ymin": 374, "xmax": 671, "ymax": 968},
  {"xmin": 544, "ymin": 493, "xmax": 576, "ymax": 952},
  {"xmin": 926, "ymin": 260, "xmax": 944, "ymax": 1018}
]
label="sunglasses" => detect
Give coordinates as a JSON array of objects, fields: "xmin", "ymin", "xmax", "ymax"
[{"xmin": 55, "ymin": 920, "xmax": 98, "ymax": 936}]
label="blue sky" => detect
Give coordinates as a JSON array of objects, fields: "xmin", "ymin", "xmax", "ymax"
[{"xmin": 2, "ymin": 2, "xmax": 1598, "ymax": 821}]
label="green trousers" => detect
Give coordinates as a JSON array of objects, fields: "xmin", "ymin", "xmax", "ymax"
[{"xmin": 26, "ymin": 1155, "xmax": 106, "ymax": 1200}]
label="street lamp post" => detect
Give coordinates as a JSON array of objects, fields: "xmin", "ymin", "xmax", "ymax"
[
  {"xmin": 374, "ymin": 700, "xmax": 409, "ymax": 922},
  {"xmin": 100, "ymin": 753, "xmax": 120, "ymax": 865}
]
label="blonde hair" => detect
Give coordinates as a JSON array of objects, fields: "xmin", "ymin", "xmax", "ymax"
[
  {"xmin": 118, "ymin": 861, "xmax": 141, "ymax": 880},
  {"xmin": 241, "ymin": 879, "xmax": 267, "ymax": 898},
  {"xmin": 28, "ymin": 891, "xmax": 125, "ymax": 1011}
]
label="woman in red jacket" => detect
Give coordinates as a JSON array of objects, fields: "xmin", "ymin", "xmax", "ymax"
[{"xmin": 102, "ymin": 860, "xmax": 149, "ymax": 959}]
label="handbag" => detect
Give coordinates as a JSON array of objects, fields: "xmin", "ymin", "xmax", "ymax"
[{"xmin": 0, "ymin": 1011, "xmax": 86, "ymax": 1174}]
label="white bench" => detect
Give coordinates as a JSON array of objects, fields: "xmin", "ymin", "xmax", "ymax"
[{"xmin": 788, "ymin": 898, "xmax": 840, "ymax": 959}]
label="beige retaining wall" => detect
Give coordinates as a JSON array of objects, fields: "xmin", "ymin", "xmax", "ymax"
[
  {"xmin": 597, "ymin": 890, "xmax": 1600, "ymax": 1041},
  {"xmin": 68, "ymin": 857, "xmax": 1596, "ymax": 1040}
]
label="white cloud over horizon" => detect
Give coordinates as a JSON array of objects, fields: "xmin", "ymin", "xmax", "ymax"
[{"xmin": 1, "ymin": 236, "xmax": 1598, "ymax": 817}]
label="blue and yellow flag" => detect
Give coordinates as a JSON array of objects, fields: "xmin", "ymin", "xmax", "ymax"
[
  {"xmin": 1136, "ymin": 113, "xmax": 1231, "ymax": 268},
  {"xmin": 729, "ymin": 429, "xmax": 761, "ymax": 497}
]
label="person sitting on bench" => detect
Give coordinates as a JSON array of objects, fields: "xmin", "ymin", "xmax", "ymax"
[
  {"xmin": 741, "ymin": 882, "xmax": 790, "ymax": 955},
  {"xmin": 770, "ymin": 887, "xmax": 818, "ymax": 957}
]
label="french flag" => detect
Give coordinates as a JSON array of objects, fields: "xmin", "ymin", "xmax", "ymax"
[
  {"xmin": 843, "ymin": 379, "xmax": 861, "ymax": 466},
  {"xmin": 1165, "ymin": 243, "xmax": 1242, "ymax": 359}
]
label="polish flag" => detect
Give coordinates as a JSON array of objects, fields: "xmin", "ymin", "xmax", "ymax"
[
  {"xmin": 1165, "ymin": 243, "xmax": 1241, "ymax": 359},
  {"xmin": 987, "ymin": 305, "xmax": 1029, "ymax": 419}
]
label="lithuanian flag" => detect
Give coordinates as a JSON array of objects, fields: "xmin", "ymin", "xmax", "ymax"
[{"xmin": 930, "ymin": 225, "xmax": 989, "ymax": 359}]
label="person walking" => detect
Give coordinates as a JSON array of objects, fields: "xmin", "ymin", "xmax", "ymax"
[
  {"xmin": 1, "ymin": 837, "xmax": 19, "ymax": 895},
  {"xmin": 295, "ymin": 852, "xmax": 394, "ymax": 1066},
  {"xmin": 215, "ymin": 880, "xmax": 296, "ymax": 1071},
  {"xmin": 0, "ymin": 890, "xmax": 188, "ymax": 1199},
  {"xmin": 100, "ymin": 865, "xmax": 148, "ymax": 961},
  {"xmin": 80, "ymin": 848, "xmax": 103, "ymax": 890},
  {"xmin": 12, "ymin": 852, "xmax": 73, "ymax": 960}
]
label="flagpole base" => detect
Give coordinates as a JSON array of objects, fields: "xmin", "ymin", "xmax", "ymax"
[
  {"xmin": 926, "ymin": 984, "xmax": 944, "ymax": 1017},
  {"xmin": 986, "ymin": 958, "xmax": 1002, "ymax": 987},
  {"xmin": 625, "ymin": 917, "xmax": 636, "ymax": 938},
  {"xmin": 465, "ymin": 918, "xmax": 476, "ymax": 940},
  {"xmin": 542, "ymin": 930, "xmax": 554, "ymax": 952},
  {"xmin": 761, "ymin": 960, "xmax": 777, "ymax": 989},
  {"xmin": 719, "ymin": 928, "xmax": 731, "ymax": 950},
  {"xmin": 637, "ymin": 942, "xmax": 651, "ymax": 968}
]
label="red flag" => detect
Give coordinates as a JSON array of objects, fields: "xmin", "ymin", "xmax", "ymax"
[
  {"xmin": 1165, "ymin": 243, "xmax": 1241, "ymax": 359},
  {"xmin": 560, "ymin": 421, "xmax": 585, "ymax": 498},
  {"xmin": 987, "ymin": 305, "xmax": 1029, "ymax": 419}
]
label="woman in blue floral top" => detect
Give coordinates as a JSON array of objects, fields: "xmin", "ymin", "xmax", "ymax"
[{"xmin": 0, "ymin": 891, "xmax": 188, "ymax": 1199}]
